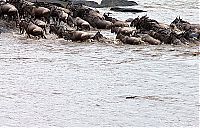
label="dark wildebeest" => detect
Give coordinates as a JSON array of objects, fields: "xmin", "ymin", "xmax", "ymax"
[{"xmin": 49, "ymin": 24, "xmax": 65, "ymax": 38}]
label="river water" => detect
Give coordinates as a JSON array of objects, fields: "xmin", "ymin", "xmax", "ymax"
[{"xmin": 0, "ymin": 0, "xmax": 199, "ymax": 127}]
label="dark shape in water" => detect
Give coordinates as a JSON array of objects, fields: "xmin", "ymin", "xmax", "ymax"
[
  {"xmin": 110, "ymin": 7, "xmax": 146, "ymax": 13},
  {"xmin": 67, "ymin": 0, "xmax": 138, "ymax": 8},
  {"xmin": 101, "ymin": 0, "xmax": 138, "ymax": 7}
]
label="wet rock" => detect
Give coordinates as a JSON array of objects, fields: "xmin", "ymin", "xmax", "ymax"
[
  {"xmin": 110, "ymin": 7, "xmax": 146, "ymax": 13},
  {"xmin": 126, "ymin": 96, "xmax": 139, "ymax": 99},
  {"xmin": 71, "ymin": 0, "xmax": 100, "ymax": 8},
  {"xmin": 101, "ymin": 0, "xmax": 138, "ymax": 7}
]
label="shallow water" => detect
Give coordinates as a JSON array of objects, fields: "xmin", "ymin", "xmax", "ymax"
[{"xmin": 0, "ymin": 0, "xmax": 199, "ymax": 127}]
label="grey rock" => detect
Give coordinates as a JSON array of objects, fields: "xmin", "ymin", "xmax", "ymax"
[
  {"xmin": 100, "ymin": 0, "xmax": 138, "ymax": 7},
  {"xmin": 69, "ymin": 0, "xmax": 138, "ymax": 8},
  {"xmin": 110, "ymin": 7, "xmax": 146, "ymax": 13},
  {"xmin": 71, "ymin": 0, "xmax": 100, "ymax": 8}
]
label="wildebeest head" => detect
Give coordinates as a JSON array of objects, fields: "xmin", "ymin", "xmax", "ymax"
[
  {"xmin": 130, "ymin": 16, "xmax": 139, "ymax": 27},
  {"xmin": 171, "ymin": 16, "xmax": 190, "ymax": 25},
  {"xmin": 93, "ymin": 31, "xmax": 103, "ymax": 41}
]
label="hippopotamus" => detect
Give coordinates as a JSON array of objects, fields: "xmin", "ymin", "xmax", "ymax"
[{"xmin": 19, "ymin": 20, "xmax": 46, "ymax": 39}]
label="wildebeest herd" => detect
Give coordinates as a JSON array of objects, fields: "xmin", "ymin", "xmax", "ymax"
[{"xmin": 0, "ymin": 0, "xmax": 199, "ymax": 45}]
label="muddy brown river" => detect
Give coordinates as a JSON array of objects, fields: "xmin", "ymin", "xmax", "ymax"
[{"xmin": 0, "ymin": 0, "xmax": 199, "ymax": 127}]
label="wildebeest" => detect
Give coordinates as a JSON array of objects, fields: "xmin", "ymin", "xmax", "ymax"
[
  {"xmin": 64, "ymin": 30, "xmax": 93, "ymax": 41},
  {"xmin": 64, "ymin": 30, "xmax": 103, "ymax": 41},
  {"xmin": 130, "ymin": 15, "xmax": 160, "ymax": 31},
  {"xmin": 88, "ymin": 17, "xmax": 112, "ymax": 29},
  {"xmin": 111, "ymin": 19, "xmax": 129, "ymax": 27},
  {"xmin": 74, "ymin": 17, "xmax": 90, "ymax": 30},
  {"xmin": 0, "ymin": 3, "xmax": 19, "ymax": 25},
  {"xmin": 111, "ymin": 27, "xmax": 135, "ymax": 36},
  {"xmin": 171, "ymin": 17, "xmax": 200, "ymax": 31},
  {"xmin": 49, "ymin": 24, "xmax": 65, "ymax": 38},
  {"xmin": 140, "ymin": 34, "xmax": 161, "ymax": 45},
  {"xmin": 34, "ymin": 19, "xmax": 47, "ymax": 34},
  {"xmin": 116, "ymin": 33, "xmax": 142, "ymax": 45},
  {"xmin": 23, "ymin": 5, "xmax": 50, "ymax": 24},
  {"xmin": 19, "ymin": 19, "xmax": 46, "ymax": 39}
]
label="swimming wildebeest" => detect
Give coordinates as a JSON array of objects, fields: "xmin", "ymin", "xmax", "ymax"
[
  {"xmin": 111, "ymin": 27, "xmax": 135, "ymax": 36},
  {"xmin": 116, "ymin": 33, "xmax": 142, "ymax": 45},
  {"xmin": 64, "ymin": 30, "xmax": 103, "ymax": 41}
]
